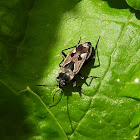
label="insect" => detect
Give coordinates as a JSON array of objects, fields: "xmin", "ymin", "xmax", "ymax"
[{"xmin": 37, "ymin": 36, "xmax": 100, "ymax": 103}]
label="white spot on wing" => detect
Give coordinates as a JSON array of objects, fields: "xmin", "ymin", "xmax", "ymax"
[
  {"xmin": 73, "ymin": 49, "xmax": 76, "ymax": 53},
  {"xmin": 83, "ymin": 43, "xmax": 89, "ymax": 48},
  {"xmin": 81, "ymin": 53, "xmax": 87, "ymax": 58}
]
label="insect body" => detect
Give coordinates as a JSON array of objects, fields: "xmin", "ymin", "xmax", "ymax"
[
  {"xmin": 37, "ymin": 37, "xmax": 100, "ymax": 103},
  {"xmin": 57, "ymin": 41, "xmax": 93, "ymax": 88}
]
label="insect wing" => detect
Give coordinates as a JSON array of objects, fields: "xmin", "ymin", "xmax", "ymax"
[{"xmin": 73, "ymin": 53, "xmax": 87, "ymax": 74}]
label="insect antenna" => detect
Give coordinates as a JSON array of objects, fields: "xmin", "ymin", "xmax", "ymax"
[
  {"xmin": 48, "ymin": 89, "xmax": 63, "ymax": 107},
  {"xmin": 81, "ymin": 87, "xmax": 86, "ymax": 95},
  {"xmin": 36, "ymin": 84, "xmax": 59, "ymax": 87},
  {"xmin": 76, "ymin": 84, "xmax": 86, "ymax": 95},
  {"xmin": 36, "ymin": 84, "xmax": 63, "ymax": 107},
  {"xmin": 53, "ymin": 88, "xmax": 62, "ymax": 103},
  {"xmin": 78, "ymin": 37, "xmax": 81, "ymax": 44},
  {"xmin": 95, "ymin": 36, "xmax": 101, "ymax": 50},
  {"xmin": 95, "ymin": 36, "xmax": 101, "ymax": 66},
  {"xmin": 67, "ymin": 96, "xmax": 74, "ymax": 134}
]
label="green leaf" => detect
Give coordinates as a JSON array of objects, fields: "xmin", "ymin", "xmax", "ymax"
[
  {"xmin": 0, "ymin": 81, "xmax": 67, "ymax": 140},
  {"xmin": 126, "ymin": 0, "xmax": 140, "ymax": 10},
  {"xmin": 0, "ymin": 80, "xmax": 21, "ymax": 139},
  {"xmin": 0, "ymin": 0, "xmax": 140, "ymax": 139}
]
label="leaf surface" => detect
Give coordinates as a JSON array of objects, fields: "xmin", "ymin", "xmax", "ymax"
[
  {"xmin": 0, "ymin": 81, "xmax": 67, "ymax": 140},
  {"xmin": 0, "ymin": 0, "xmax": 140, "ymax": 139}
]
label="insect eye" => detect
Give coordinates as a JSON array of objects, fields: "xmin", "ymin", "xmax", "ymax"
[
  {"xmin": 71, "ymin": 53, "xmax": 75, "ymax": 57},
  {"xmin": 78, "ymin": 55, "xmax": 82, "ymax": 61}
]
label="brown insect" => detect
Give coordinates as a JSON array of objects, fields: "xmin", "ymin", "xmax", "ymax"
[{"xmin": 37, "ymin": 37, "xmax": 100, "ymax": 103}]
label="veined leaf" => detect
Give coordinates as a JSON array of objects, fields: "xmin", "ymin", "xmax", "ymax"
[{"xmin": 0, "ymin": 0, "xmax": 140, "ymax": 139}]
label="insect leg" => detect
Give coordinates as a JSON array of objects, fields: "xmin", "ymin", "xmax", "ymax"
[
  {"xmin": 59, "ymin": 56, "xmax": 65, "ymax": 67},
  {"xmin": 61, "ymin": 45, "xmax": 76, "ymax": 57},
  {"xmin": 61, "ymin": 37, "xmax": 81, "ymax": 57},
  {"xmin": 72, "ymin": 78, "xmax": 86, "ymax": 94},
  {"xmin": 72, "ymin": 78, "xmax": 77, "ymax": 87},
  {"xmin": 59, "ymin": 45, "xmax": 76, "ymax": 67},
  {"xmin": 78, "ymin": 73, "xmax": 100, "ymax": 86},
  {"xmin": 78, "ymin": 37, "xmax": 81, "ymax": 44},
  {"xmin": 92, "ymin": 36, "xmax": 101, "ymax": 66},
  {"xmin": 78, "ymin": 73, "xmax": 100, "ymax": 80}
]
